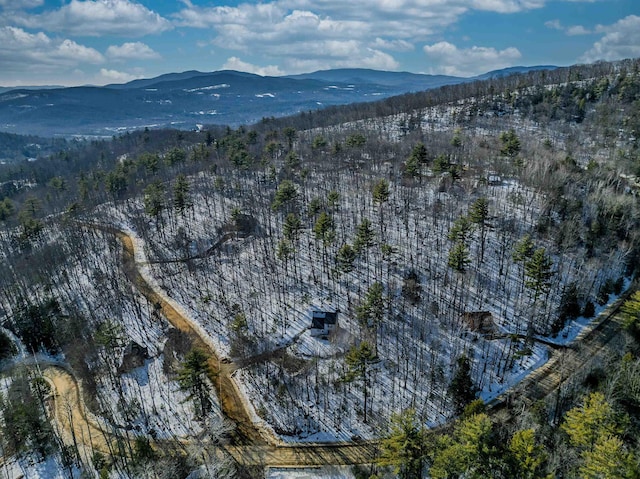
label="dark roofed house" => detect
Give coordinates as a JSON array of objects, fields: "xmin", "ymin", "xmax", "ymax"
[
  {"xmin": 118, "ymin": 341, "xmax": 150, "ymax": 373},
  {"xmin": 310, "ymin": 310, "xmax": 338, "ymax": 337},
  {"xmin": 487, "ymin": 174, "xmax": 502, "ymax": 186}
]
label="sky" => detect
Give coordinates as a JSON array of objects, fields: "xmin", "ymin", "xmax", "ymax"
[{"xmin": 0, "ymin": 0, "xmax": 638, "ymax": 86}]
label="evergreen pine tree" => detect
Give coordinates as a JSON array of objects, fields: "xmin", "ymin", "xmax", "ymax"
[
  {"xmin": 336, "ymin": 243, "xmax": 357, "ymax": 274},
  {"xmin": 173, "ymin": 174, "xmax": 191, "ymax": 217},
  {"xmin": 469, "ymin": 197, "xmax": 489, "ymax": 262},
  {"xmin": 525, "ymin": 248, "xmax": 554, "ymax": 301},
  {"xmin": 372, "ymin": 178, "xmax": 390, "ymax": 205},
  {"xmin": 448, "ymin": 355, "xmax": 478, "ymax": 415},
  {"xmin": 178, "ymin": 349, "xmax": 214, "ymax": 419},
  {"xmin": 448, "ymin": 241, "xmax": 471, "ymax": 272},
  {"xmin": 344, "ymin": 342, "xmax": 376, "ymax": 423},
  {"xmin": 379, "ymin": 409, "xmax": 427, "ymax": 479},
  {"xmin": 353, "ymin": 218, "xmax": 376, "ymax": 253},
  {"xmin": 283, "ymin": 212, "xmax": 302, "ymax": 243}
]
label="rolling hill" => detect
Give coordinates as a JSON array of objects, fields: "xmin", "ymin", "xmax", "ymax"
[{"xmin": 0, "ymin": 66, "xmax": 555, "ymax": 137}]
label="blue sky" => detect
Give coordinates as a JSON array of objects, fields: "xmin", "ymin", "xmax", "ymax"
[{"xmin": 0, "ymin": 0, "xmax": 638, "ymax": 86}]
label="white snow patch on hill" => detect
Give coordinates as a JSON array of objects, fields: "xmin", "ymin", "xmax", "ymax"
[{"xmin": 185, "ymin": 84, "xmax": 231, "ymax": 92}]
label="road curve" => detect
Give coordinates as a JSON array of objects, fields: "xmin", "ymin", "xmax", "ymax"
[{"xmin": 44, "ymin": 366, "xmax": 118, "ymax": 457}]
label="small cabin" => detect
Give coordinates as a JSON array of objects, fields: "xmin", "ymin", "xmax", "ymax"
[
  {"xmin": 463, "ymin": 311, "xmax": 496, "ymax": 335},
  {"xmin": 118, "ymin": 341, "xmax": 150, "ymax": 373},
  {"xmin": 487, "ymin": 174, "xmax": 502, "ymax": 186},
  {"xmin": 310, "ymin": 310, "xmax": 338, "ymax": 337}
]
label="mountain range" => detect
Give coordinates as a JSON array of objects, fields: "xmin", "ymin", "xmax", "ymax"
[{"xmin": 0, "ymin": 66, "xmax": 555, "ymax": 137}]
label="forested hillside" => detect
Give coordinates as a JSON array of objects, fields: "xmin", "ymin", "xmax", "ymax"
[
  {"xmin": 0, "ymin": 132, "xmax": 71, "ymax": 164},
  {"xmin": 1, "ymin": 58, "xmax": 640, "ymax": 478}
]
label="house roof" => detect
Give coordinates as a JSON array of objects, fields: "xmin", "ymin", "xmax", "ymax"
[{"xmin": 311, "ymin": 310, "xmax": 338, "ymax": 329}]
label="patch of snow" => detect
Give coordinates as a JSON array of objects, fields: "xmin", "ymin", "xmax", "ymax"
[
  {"xmin": 99, "ymin": 357, "xmax": 207, "ymax": 439},
  {"xmin": 0, "ymin": 92, "xmax": 28, "ymax": 102},
  {"xmin": 540, "ymin": 277, "xmax": 632, "ymax": 346},
  {"xmin": 185, "ymin": 84, "xmax": 230, "ymax": 92},
  {"xmin": 323, "ymin": 86, "xmax": 354, "ymax": 91},
  {"xmin": 266, "ymin": 466, "xmax": 355, "ymax": 479},
  {"xmin": 1, "ymin": 455, "xmax": 82, "ymax": 479}
]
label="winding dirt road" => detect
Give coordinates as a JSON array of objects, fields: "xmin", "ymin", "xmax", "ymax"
[
  {"xmin": 38, "ymin": 222, "xmax": 634, "ymax": 470},
  {"xmin": 83, "ymin": 224, "xmax": 378, "ymax": 467}
]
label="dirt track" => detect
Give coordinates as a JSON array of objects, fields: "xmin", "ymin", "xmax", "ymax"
[
  {"xmin": 42, "ymin": 361, "xmax": 379, "ymax": 467},
  {"xmin": 44, "ymin": 366, "xmax": 120, "ymax": 458},
  {"xmin": 118, "ymin": 232, "xmax": 268, "ymax": 446}
]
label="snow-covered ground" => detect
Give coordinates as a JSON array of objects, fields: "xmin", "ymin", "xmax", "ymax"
[
  {"xmin": 0, "ymin": 223, "xmax": 217, "ymax": 448},
  {"xmin": 0, "ymin": 74, "xmax": 635, "ymax": 479},
  {"xmin": 82, "ymin": 137, "xmax": 629, "ymax": 442},
  {"xmin": 537, "ymin": 277, "xmax": 632, "ymax": 346},
  {"xmin": 97, "ymin": 356, "xmax": 205, "ymax": 439},
  {"xmin": 0, "ymin": 83, "xmax": 631, "ymax": 447},
  {"xmin": 0, "ymin": 456, "xmax": 82, "ymax": 479},
  {"xmin": 266, "ymin": 466, "xmax": 355, "ymax": 479}
]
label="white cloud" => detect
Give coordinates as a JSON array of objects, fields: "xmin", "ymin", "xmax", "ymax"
[
  {"xmin": 281, "ymin": 0, "xmax": 545, "ymax": 18},
  {"xmin": 544, "ymin": 19, "xmax": 563, "ymax": 30},
  {"xmin": 172, "ymin": 0, "xmax": 605, "ymax": 53},
  {"xmin": 371, "ymin": 37, "xmax": 414, "ymax": 52},
  {"xmin": 566, "ymin": 25, "xmax": 591, "ymax": 36},
  {"xmin": 358, "ymin": 49, "xmax": 400, "ymax": 70},
  {"xmin": 174, "ymin": 1, "xmax": 459, "ymax": 39},
  {"xmin": 580, "ymin": 15, "xmax": 640, "ymax": 62},
  {"xmin": 12, "ymin": 0, "xmax": 172, "ymax": 37},
  {"xmin": 468, "ymin": 0, "xmax": 545, "ymax": 14},
  {"xmin": 171, "ymin": 0, "xmax": 560, "ymax": 74},
  {"xmin": 0, "ymin": 26, "xmax": 104, "ymax": 68},
  {"xmin": 0, "ymin": 26, "xmax": 105, "ymax": 85},
  {"xmin": 106, "ymin": 42, "xmax": 161, "ymax": 60},
  {"xmin": 545, "ymin": 19, "xmax": 592, "ymax": 35},
  {"xmin": 97, "ymin": 68, "xmax": 142, "ymax": 83},
  {"xmin": 0, "ymin": 0, "xmax": 43, "ymax": 9},
  {"xmin": 422, "ymin": 41, "xmax": 521, "ymax": 76},
  {"xmin": 283, "ymin": 47, "xmax": 400, "ymax": 72},
  {"xmin": 222, "ymin": 57, "xmax": 285, "ymax": 76},
  {"xmin": 56, "ymin": 38, "xmax": 105, "ymax": 62},
  {"xmin": 174, "ymin": 3, "xmax": 410, "ymax": 74}
]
